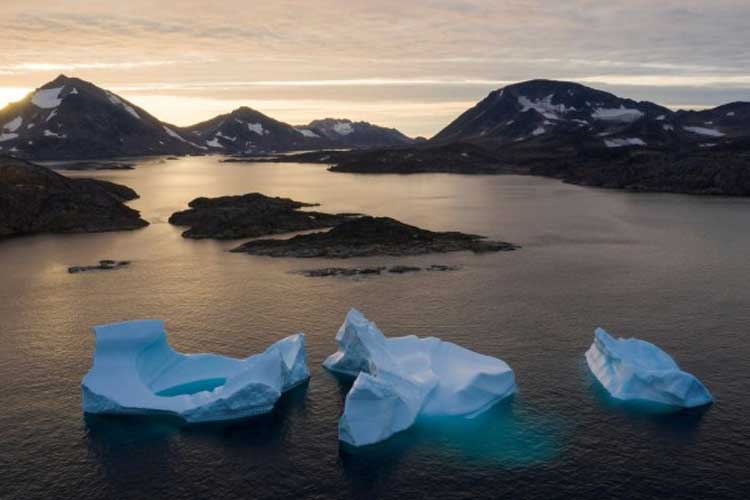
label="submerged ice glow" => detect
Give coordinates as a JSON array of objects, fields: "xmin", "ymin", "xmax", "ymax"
[{"xmin": 325, "ymin": 309, "xmax": 517, "ymax": 446}]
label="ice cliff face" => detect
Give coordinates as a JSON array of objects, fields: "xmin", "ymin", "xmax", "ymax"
[
  {"xmin": 324, "ymin": 309, "xmax": 516, "ymax": 447},
  {"xmin": 586, "ymin": 328, "xmax": 712, "ymax": 408},
  {"xmin": 81, "ymin": 320, "xmax": 309, "ymax": 422}
]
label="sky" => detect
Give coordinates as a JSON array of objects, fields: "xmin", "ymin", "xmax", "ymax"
[{"xmin": 1, "ymin": 0, "xmax": 748, "ymax": 137}]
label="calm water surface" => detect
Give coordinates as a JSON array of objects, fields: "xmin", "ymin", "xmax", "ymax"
[{"xmin": 1, "ymin": 157, "xmax": 748, "ymax": 499}]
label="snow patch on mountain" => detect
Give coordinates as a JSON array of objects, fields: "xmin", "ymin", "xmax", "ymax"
[
  {"xmin": 663, "ymin": 124, "xmax": 674, "ymax": 131},
  {"xmin": 3, "ymin": 116, "xmax": 22, "ymax": 132},
  {"xmin": 297, "ymin": 128, "xmax": 319, "ymax": 138},
  {"xmin": 206, "ymin": 138, "xmax": 223, "ymax": 148},
  {"xmin": 333, "ymin": 122, "xmax": 354, "ymax": 135},
  {"xmin": 43, "ymin": 129, "xmax": 67, "ymax": 139},
  {"xmin": 216, "ymin": 132, "xmax": 236, "ymax": 141},
  {"xmin": 46, "ymin": 110, "xmax": 57, "ymax": 122},
  {"xmin": 107, "ymin": 93, "xmax": 141, "ymax": 120},
  {"xmin": 683, "ymin": 126, "xmax": 724, "ymax": 137},
  {"xmin": 32, "ymin": 86, "xmax": 65, "ymax": 109},
  {"xmin": 163, "ymin": 125, "xmax": 207, "ymax": 149},
  {"xmin": 604, "ymin": 137, "xmax": 646, "ymax": 148},
  {"xmin": 247, "ymin": 123, "xmax": 266, "ymax": 135},
  {"xmin": 0, "ymin": 133, "xmax": 19, "ymax": 142},
  {"xmin": 591, "ymin": 106, "xmax": 644, "ymax": 123},
  {"xmin": 518, "ymin": 94, "xmax": 574, "ymax": 119},
  {"xmin": 532, "ymin": 126, "xmax": 546, "ymax": 136}
]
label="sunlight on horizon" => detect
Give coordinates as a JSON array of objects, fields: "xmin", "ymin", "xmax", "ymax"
[{"xmin": 0, "ymin": 87, "xmax": 31, "ymax": 109}]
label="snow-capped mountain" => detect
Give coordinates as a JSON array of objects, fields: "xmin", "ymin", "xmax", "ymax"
[
  {"xmin": 0, "ymin": 76, "xmax": 416, "ymax": 159},
  {"xmin": 296, "ymin": 118, "xmax": 414, "ymax": 148},
  {"xmin": 183, "ymin": 107, "xmax": 326, "ymax": 154},
  {"xmin": 0, "ymin": 75, "xmax": 202, "ymax": 160},
  {"xmin": 431, "ymin": 79, "xmax": 750, "ymax": 150}
]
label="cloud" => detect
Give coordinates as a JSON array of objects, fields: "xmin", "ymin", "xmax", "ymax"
[
  {"xmin": 0, "ymin": 61, "xmax": 180, "ymax": 73},
  {"xmin": 0, "ymin": 0, "xmax": 748, "ymax": 136}
]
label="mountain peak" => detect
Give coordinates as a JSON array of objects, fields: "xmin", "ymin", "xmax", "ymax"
[
  {"xmin": 43, "ymin": 74, "xmax": 85, "ymax": 89},
  {"xmin": 0, "ymin": 76, "xmax": 201, "ymax": 160},
  {"xmin": 431, "ymin": 79, "xmax": 672, "ymax": 146}
]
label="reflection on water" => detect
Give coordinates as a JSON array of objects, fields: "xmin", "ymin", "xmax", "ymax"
[
  {"xmin": 330, "ymin": 370, "xmax": 560, "ymax": 467},
  {"xmin": 411, "ymin": 398, "xmax": 562, "ymax": 467},
  {"xmin": 84, "ymin": 381, "xmax": 311, "ymax": 491}
]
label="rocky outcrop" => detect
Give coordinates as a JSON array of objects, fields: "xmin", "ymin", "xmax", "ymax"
[
  {"xmin": 68, "ymin": 260, "xmax": 131, "ymax": 273},
  {"xmin": 0, "ymin": 156, "xmax": 148, "ymax": 238},
  {"xmin": 295, "ymin": 264, "xmax": 460, "ymax": 277},
  {"xmin": 168, "ymin": 193, "xmax": 354, "ymax": 239},
  {"xmin": 232, "ymin": 216, "xmax": 518, "ymax": 258}
]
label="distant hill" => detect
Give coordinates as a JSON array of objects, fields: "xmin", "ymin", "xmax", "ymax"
[{"xmin": 296, "ymin": 118, "xmax": 414, "ymax": 149}]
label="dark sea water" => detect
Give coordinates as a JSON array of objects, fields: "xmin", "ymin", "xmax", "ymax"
[{"xmin": 1, "ymin": 157, "xmax": 749, "ymax": 500}]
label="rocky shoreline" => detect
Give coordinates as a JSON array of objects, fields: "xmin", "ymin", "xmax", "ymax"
[{"xmin": 0, "ymin": 156, "xmax": 148, "ymax": 238}]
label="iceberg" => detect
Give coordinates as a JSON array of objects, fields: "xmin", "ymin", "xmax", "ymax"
[
  {"xmin": 324, "ymin": 309, "xmax": 516, "ymax": 447},
  {"xmin": 586, "ymin": 328, "xmax": 712, "ymax": 408},
  {"xmin": 82, "ymin": 320, "xmax": 309, "ymax": 422}
]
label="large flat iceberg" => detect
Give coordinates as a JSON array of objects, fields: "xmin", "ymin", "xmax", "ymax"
[
  {"xmin": 324, "ymin": 309, "xmax": 516, "ymax": 447},
  {"xmin": 586, "ymin": 328, "xmax": 712, "ymax": 408},
  {"xmin": 82, "ymin": 320, "xmax": 309, "ymax": 422}
]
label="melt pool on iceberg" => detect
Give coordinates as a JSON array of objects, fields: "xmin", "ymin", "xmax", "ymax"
[
  {"xmin": 585, "ymin": 328, "xmax": 712, "ymax": 409},
  {"xmin": 324, "ymin": 308, "xmax": 517, "ymax": 447},
  {"xmin": 81, "ymin": 319, "xmax": 309, "ymax": 422}
]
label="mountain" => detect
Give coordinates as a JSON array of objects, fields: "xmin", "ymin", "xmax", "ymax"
[
  {"xmin": 280, "ymin": 80, "xmax": 750, "ymax": 196},
  {"xmin": 0, "ymin": 75, "xmax": 203, "ymax": 160},
  {"xmin": 431, "ymin": 79, "xmax": 750, "ymax": 151},
  {"xmin": 0, "ymin": 76, "xmax": 416, "ymax": 159},
  {"xmin": 296, "ymin": 118, "xmax": 415, "ymax": 149},
  {"xmin": 185, "ymin": 112, "xmax": 415, "ymax": 154},
  {"xmin": 0, "ymin": 156, "xmax": 148, "ymax": 237},
  {"xmin": 182, "ymin": 107, "xmax": 326, "ymax": 154}
]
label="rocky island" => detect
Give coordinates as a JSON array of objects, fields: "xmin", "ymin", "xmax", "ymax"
[
  {"xmin": 68, "ymin": 260, "xmax": 131, "ymax": 273},
  {"xmin": 168, "ymin": 193, "xmax": 354, "ymax": 239},
  {"xmin": 0, "ymin": 156, "xmax": 148, "ymax": 238},
  {"xmin": 232, "ymin": 216, "xmax": 518, "ymax": 258}
]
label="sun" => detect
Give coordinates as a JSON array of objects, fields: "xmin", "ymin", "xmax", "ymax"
[{"xmin": 0, "ymin": 87, "xmax": 32, "ymax": 109}]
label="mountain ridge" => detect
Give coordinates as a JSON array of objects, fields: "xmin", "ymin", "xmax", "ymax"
[
  {"xmin": 0, "ymin": 75, "xmax": 415, "ymax": 160},
  {"xmin": 430, "ymin": 79, "xmax": 749, "ymax": 150}
]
